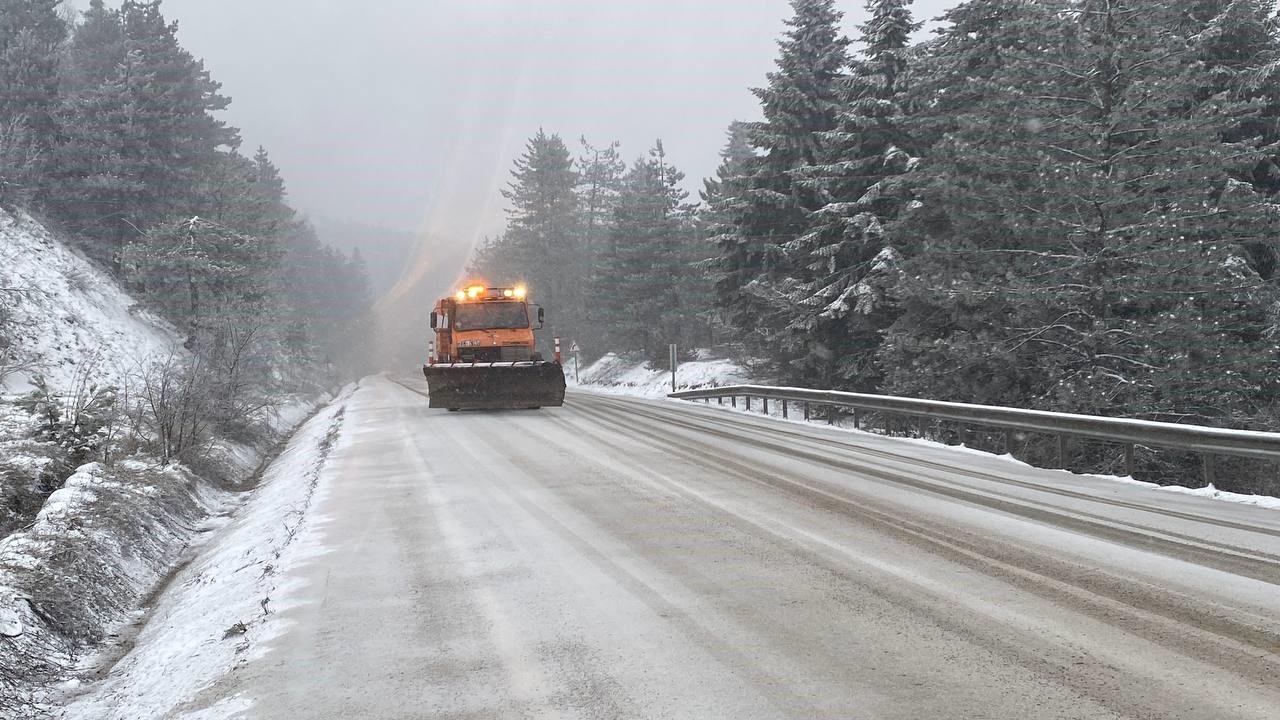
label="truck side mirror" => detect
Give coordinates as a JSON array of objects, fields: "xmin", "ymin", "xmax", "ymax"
[
  {"xmin": 430, "ymin": 311, "xmax": 438, "ymax": 330},
  {"xmin": 538, "ymin": 308, "xmax": 545, "ymax": 326}
]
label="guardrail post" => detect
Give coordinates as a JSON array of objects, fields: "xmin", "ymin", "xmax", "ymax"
[
  {"xmin": 803, "ymin": 401, "xmax": 810, "ymax": 421},
  {"xmin": 1202, "ymin": 453, "xmax": 1216, "ymax": 487},
  {"xmin": 916, "ymin": 416, "xmax": 926, "ymax": 439},
  {"xmin": 1057, "ymin": 435, "xmax": 1067, "ymax": 469},
  {"xmin": 828, "ymin": 406, "xmax": 835, "ymax": 425},
  {"xmin": 762, "ymin": 397, "xmax": 769, "ymax": 414},
  {"xmin": 782, "ymin": 400, "xmax": 788, "ymax": 419},
  {"xmin": 852, "ymin": 408, "xmax": 861, "ymax": 430},
  {"xmin": 731, "ymin": 395, "xmax": 737, "ymax": 408},
  {"xmin": 1124, "ymin": 444, "xmax": 1135, "ymax": 478},
  {"xmin": 1003, "ymin": 430, "xmax": 1014, "ymax": 456},
  {"xmin": 746, "ymin": 396, "xmax": 752, "ymax": 411},
  {"xmin": 717, "ymin": 396, "xmax": 723, "ymax": 405}
]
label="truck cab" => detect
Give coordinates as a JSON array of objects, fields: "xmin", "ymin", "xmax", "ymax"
[{"xmin": 430, "ymin": 285, "xmax": 545, "ymax": 363}]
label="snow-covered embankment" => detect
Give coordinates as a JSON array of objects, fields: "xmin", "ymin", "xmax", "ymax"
[
  {"xmin": 571, "ymin": 351, "xmax": 748, "ymax": 398},
  {"xmin": 0, "ymin": 209, "xmax": 332, "ymax": 714},
  {"xmin": 57, "ymin": 384, "xmax": 356, "ymax": 719},
  {"xmin": 0, "ymin": 210, "xmax": 179, "ymax": 395}
]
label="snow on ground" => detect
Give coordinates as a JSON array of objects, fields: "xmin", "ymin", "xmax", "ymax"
[
  {"xmin": 0, "ymin": 210, "xmax": 182, "ymax": 395},
  {"xmin": 570, "ymin": 352, "xmax": 748, "ymax": 397},
  {"xmin": 1100, "ymin": 474, "xmax": 1280, "ymax": 510},
  {"xmin": 57, "ymin": 383, "xmax": 357, "ymax": 719},
  {"xmin": 575, "ymin": 353, "xmax": 1279, "ymax": 512},
  {"xmin": 667, "ymin": 392, "xmax": 1280, "ymax": 512},
  {"xmin": 0, "ymin": 392, "xmax": 331, "ymax": 717},
  {"xmin": 0, "ymin": 457, "xmax": 239, "ymax": 716}
]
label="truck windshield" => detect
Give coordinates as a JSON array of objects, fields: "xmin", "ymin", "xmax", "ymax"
[{"xmin": 454, "ymin": 303, "xmax": 529, "ymax": 330}]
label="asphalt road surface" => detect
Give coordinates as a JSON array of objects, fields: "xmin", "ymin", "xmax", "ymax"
[{"xmin": 205, "ymin": 375, "xmax": 1280, "ymax": 719}]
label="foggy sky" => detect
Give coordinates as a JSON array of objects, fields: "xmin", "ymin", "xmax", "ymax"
[{"xmin": 128, "ymin": 0, "xmax": 954, "ymax": 253}]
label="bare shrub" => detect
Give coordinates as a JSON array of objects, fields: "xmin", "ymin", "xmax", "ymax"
[
  {"xmin": 138, "ymin": 350, "xmax": 213, "ymax": 463},
  {"xmin": 192, "ymin": 305, "xmax": 279, "ymax": 439}
]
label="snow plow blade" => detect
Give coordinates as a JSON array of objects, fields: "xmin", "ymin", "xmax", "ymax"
[{"xmin": 423, "ymin": 362, "xmax": 567, "ymax": 410}]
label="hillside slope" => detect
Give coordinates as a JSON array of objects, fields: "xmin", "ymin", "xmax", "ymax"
[{"xmin": 0, "ymin": 210, "xmax": 181, "ymax": 395}]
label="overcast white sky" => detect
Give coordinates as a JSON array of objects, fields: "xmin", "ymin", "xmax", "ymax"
[{"xmin": 117, "ymin": 1, "xmax": 953, "ymax": 243}]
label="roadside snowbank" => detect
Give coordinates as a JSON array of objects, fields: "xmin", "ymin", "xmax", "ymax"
[
  {"xmin": 0, "ymin": 392, "xmax": 330, "ymax": 717},
  {"xmin": 582, "ymin": 349, "xmax": 1280, "ymax": 511},
  {"xmin": 572, "ymin": 352, "xmax": 748, "ymax": 397},
  {"xmin": 1101, "ymin": 474, "xmax": 1280, "ymax": 510},
  {"xmin": 57, "ymin": 383, "xmax": 356, "ymax": 719},
  {"xmin": 0, "ymin": 210, "xmax": 181, "ymax": 395},
  {"xmin": 669, "ymin": 395, "xmax": 1280, "ymax": 513}
]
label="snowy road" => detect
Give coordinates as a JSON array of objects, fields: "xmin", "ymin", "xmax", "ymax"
[{"xmin": 197, "ymin": 375, "xmax": 1280, "ymax": 719}]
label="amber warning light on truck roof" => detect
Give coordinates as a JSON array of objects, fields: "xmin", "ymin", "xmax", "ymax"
[{"xmin": 452, "ymin": 285, "xmax": 527, "ymax": 302}]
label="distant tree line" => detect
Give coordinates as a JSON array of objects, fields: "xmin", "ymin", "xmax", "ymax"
[
  {"xmin": 0, "ymin": 0, "xmax": 372, "ymax": 396},
  {"xmin": 471, "ymin": 133, "xmax": 712, "ymax": 364},
  {"xmin": 474, "ymin": 0, "xmax": 1280, "ymax": 490}
]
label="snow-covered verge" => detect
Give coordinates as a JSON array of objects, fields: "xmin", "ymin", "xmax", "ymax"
[
  {"xmin": 581, "ymin": 350, "xmax": 1280, "ymax": 511},
  {"xmin": 1100, "ymin": 473, "xmax": 1280, "ymax": 510},
  {"xmin": 571, "ymin": 351, "xmax": 749, "ymax": 398},
  {"xmin": 55, "ymin": 383, "xmax": 357, "ymax": 719},
  {"xmin": 669, "ymin": 395, "xmax": 1280, "ymax": 513},
  {"xmin": 0, "ymin": 204, "xmax": 346, "ymax": 716},
  {"xmin": 0, "ymin": 393, "xmax": 330, "ymax": 718},
  {"xmin": 0, "ymin": 210, "xmax": 181, "ymax": 395}
]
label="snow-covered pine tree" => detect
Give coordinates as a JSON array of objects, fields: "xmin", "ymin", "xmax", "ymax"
[
  {"xmin": 905, "ymin": 0, "xmax": 1033, "ymax": 147},
  {"xmin": 710, "ymin": 0, "xmax": 850, "ymax": 376},
  {"xmin": 697, "ymin": 122, "xmax": 755, "ymax": 350},
  {"xmin": 116, "ymin": 1, "xmax": 238, "ymax": 217},
  {"xmin": 880, "ymin": 1, "xmax": 1280, "ymax": 440},
  {"xmin": 126, "ymin": 216, "xmax": 279, "ymax": 332},
  {"xmin": 700, "ymin": 122, "xmax": 753, "ymax": 214},
  {"xmin": 593, "ymin": 141, "xmax": 697, "ymax": 361},
  {"xmin": 472, "ymin": 129, "xmax": 584, "ymax": 350},
  {"xmin": 46, "ymin": 0, "xmax": 238, "ymax": 263},
  {"xmin": 1179, "ymin": 1, "xmax": 1280, "ymax": 283},
  {"xmin": 62, "ymin": 0, "xmax": 123, "ymax": 91},
  {"xmin": 578, "ymin": 137, "xmax": 625, "ymax": 255},
  {"xmin": 576, "ymin": 137, "xmax": 625, "ymax": 351},
  {"xmin": 274, "ymin": 222, "xmax": 372, "ymax": 378},
  {"xmin": 0, "ymin": 0, "xmax": 64, "ymax": 139},
  {"xmin": 196, "ymin": 147, "xmax": 296, "ymax": 240},
  {"xmin": 0, "ymin": 0, "xmax": 65, "ymax": 204},
  {"xmin": 785, "ymin": 0, "xmax": 920, "ymax": 390}
]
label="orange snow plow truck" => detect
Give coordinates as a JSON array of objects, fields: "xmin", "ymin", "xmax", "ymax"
[{"xmin": 423, "ymin": 284, "xmax": 566, "ymax": 411}]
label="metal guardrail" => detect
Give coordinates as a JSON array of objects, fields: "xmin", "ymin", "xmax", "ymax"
[{"xmin": 669, "ymin": 384, "xmax": 1280, "ymax": 484}]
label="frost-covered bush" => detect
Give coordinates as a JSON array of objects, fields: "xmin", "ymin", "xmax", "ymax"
[
  {"xmin": 16, "ymin": 373, "xmax": 119, "ymax": 464},
  {"xmin": 0, "ymin": 400, "xmax": 70, "ymax": 538},
  {"xmin": 0, "ymin": 117, "xmax": 40, "ymax": 211}
]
